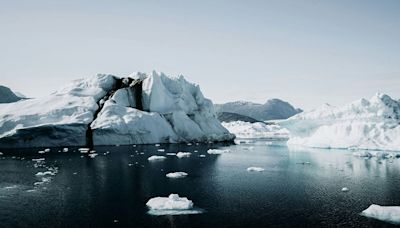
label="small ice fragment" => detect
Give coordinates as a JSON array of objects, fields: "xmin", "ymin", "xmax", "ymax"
[
  {"xmin": 247, "ymin": 167, "xmax": 265, "ymax": 172},
  {"xmin": 166, "ymin": 153, "xmax": 176, "ymax": 156},
  {"xmin": 166, "ymin": 172, "xmax": 188, "ymax": 178},
  {"xmin": 187, "ymin": 143, "xmax": 192, "ymax": 146},
  {"xmin": 157, "ymin": 149, "xmax": 165, "ymax": 152},
  {"xmin": 62, "ymin": 148, "xmax": 68, "ymax": 152},
  {"xmin": 176, "ymin": 152, "xmax": 191, "ymax": 158},
  {"xmin": 146, "ymin": 194, "xmax": 200, "ymax": 215},
  {"xmin": 88, "ymin": 153, "xmax": 98, "ymax": 158},
  {"xmin": 361, "ymin": 204, "xmax": 400, "ymax": 224},
  {"xmin": 353, "ymin": 151, "xmax": 372, "ymax": 158},
  {"xmin": 79, "ymin": 148, "xmax": 90, "ymax": 154},
  {"xmin": 38, "ymin": 151, "xmax": 45, "ymax": 154},
  {"xmin": 207, "ymin": 149, "xmax": 230, "ymax": 154},
  {"xmin": 155, "ymin": 144, "xmax": 160, "ymax": 147},
  {"xmin": 148, "ymin": 155, "xmax": 167, "ymax": 161},
  {"xmin": 341, "ymin": 187, "xmax": 349, "ymax": 192},
  {"xmin": 0, "ymin": 152, "xmax": 3, "ymax": 155},
  {"xmin": 35, "ymin": 171, "xmax": 56, "ymax": 176},
  {"xmin": 44, "ymin": 148, "xmax": 50, "ymax": 152},
  {"xmin": 32, "ymin": 158, "xmax": 45, "ymax": 162},
  {"xmin": 199, "ymin": 155, "xmax": 206, "ymax": 158}
]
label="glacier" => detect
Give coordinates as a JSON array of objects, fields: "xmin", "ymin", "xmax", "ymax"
[
  {"xmin": 222, "ymin": 121, "xmax": 289, "ymax": 139},
  {"xmin": 280, "ymin": 93, "xmax": 400, "ymax": 151},
  {"xmin": 0, "ymin": 71, "xmax": 234, "ymax": 148}
]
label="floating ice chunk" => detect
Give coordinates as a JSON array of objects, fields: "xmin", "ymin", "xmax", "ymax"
[
  {"xmin": 62, "ymin": 148, "xmax": 68, "ymax": 152},
  {"xmin": 38, "ymin": 151, "xmax": 45, "ymax": 154},
  {"xmin": 79, "ymin": 148, "xmax": 90, "ymax": 154},
  {"xmin": 44, "ymin": 148, "xmax": 50, "ymax": 152},
  {"xmin": 341, "ymin": 187, "xmax": 349, "ymax": 192},
  {"xmin": 199, "ymin": 155, "xmax": 206, "ymax": 158},
  {"xmin": 361, "ymin": 204, "xmax": 400, "ymax": 224},
  {"xmin": 166, "ymin": 153, "xmax": 176, "ymax": 156},
  {"xmin": 157, "ymin": 149, "xmax": 165, "ymax": 152},
  {"xmin": 247, "ymin": 167, "xmax": 265, "ymax": 172},
  {"xmin": 0, "ymin": 152, "xmax": 3, "ymax": 155},
  {"xmin": 176, "ymin": 152, "xmax": 191, "ymax": 158},
  {"xmin": 35, "ymin": 171, "xmax": 56, "ymax": 176},
  {"xmin": 155, "ymin": 144, "xmax": 160, "ymax": 147},
  {"xmin": 146, "ymin": 194, "xmax": 202, "ymax": 215},
  {"xmin": 88, "ymin": 153, "xmax": 98, "ymax": 158},
  {"xmin": 207, "ymin": 149, "xmax": 230, "ymax": 154},
  {"xmin": 32, "ymin": 158, "xmax": 45, "ymax": 162},
  {"xmin": 148, "ymin": 155, "xmax": 167, "ymax": 161},
  {"xmin": 166, "ymin": 172, "xmax": 188, "ymax": 178}
]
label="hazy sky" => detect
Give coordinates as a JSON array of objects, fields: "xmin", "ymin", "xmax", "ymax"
[{"xmin": 1, "ymin": 0, "xmax": 399, "ymax": 110}]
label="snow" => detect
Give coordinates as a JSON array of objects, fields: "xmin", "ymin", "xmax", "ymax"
[
  {"xmin": 361, "ymin": 204, "xmax": 400, "ymax": 224},
  {"xmin": 176, "ymin": 152, "xmax": 191, "ymax": 158},
  {"xmin": 207, "ymin": 149, "xmax": 230, "ymax": 154},
  {"xmin": 222, "ymin": 121, "xmax": 289, "ymax": 139},
  {"xmin": 280, "ymin": 93, "xmax": 400, "ymax": 151},
  {"xmin": 247, "ymin": 167, "xmax": 265, "ymax": 172},
  {"xmin": 148, "ymin": 155, "xmax": 167, "ymax": 161},
  {"xmin": 146, "ymin": 194, "xmax": 202, "ymax": 216},
  {"xmin": 166, "ymin": 172, "xmax": 188, "ymax": 178}
]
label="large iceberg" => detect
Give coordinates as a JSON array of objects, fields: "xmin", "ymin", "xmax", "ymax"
[
  {"xmin": 280, "ymin": 93, "xmax": 400, "ymax": 151},
  {"xmin": 0, "ymin": 71, "xmax": 234, "ymax": 148}
]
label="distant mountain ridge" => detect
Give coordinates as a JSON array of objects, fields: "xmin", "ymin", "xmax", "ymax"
[
  {"xmin": 215, "ymin": 98, "xmax": 302, "ymax": 121},
  {"xmin": 0, "ymin": 85, "xmax": 23, "ymax": 103},
  {"xmin": 217, "ymin": 112, "xmax": 262, "ymax": 123}
]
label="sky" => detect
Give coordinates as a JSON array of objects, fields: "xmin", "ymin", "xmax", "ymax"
[{"xmin": 1, "ymin": 0, "xmax": 399, "ymax": 110}]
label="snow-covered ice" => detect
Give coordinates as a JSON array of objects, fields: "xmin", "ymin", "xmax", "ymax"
[
  {"xmin": 148, "ymin": 155, "xmax": 167, "ymax": 161},
  {"xmin": 166, "ymin": 172, "xmax": 188, "ymax": 178},
  {"xmin": 361, "ymin": 204, "xmax": 400, "ymax": 224},
  {"xmin": 176, "ymin": 152, "xmax": 191, "ymax": 158},
  {"xmin": 280, "ymin": 93, "xmax": 400, "ymax": 151},
  {"xmin": 146, "ymin": 194, "xmax": 202, "ymax": 216},
  {"xmin": 0, "ymin": 71, "xmax": 234, "ymax": 148},
  {"xmin": 207, "ymin": 149, "xmax": 230, "ymax": 154},
  {"xmin": 247, "ymin": 167, "xmax": 265, "ymax": 172},
  {"xmin": 222, "ymin": 121, "xmax": 289, "ymax": 139}
]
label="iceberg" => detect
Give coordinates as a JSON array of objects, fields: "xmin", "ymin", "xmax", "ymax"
[
  {"xmin": 361, "ymin": 204, "xmax": 400, "ymax": 224},
  {"xmin": 146, "ymin": 194, "xmax": 202, "ymax": 216},
  {"xmin": 280, "ymin": 93, "xmax": 400, "ymax": 151},
  {"xmin": 0, "ymin": 71, "xmax": 234, "ymax": 148},
  {"xmin": 222, "ymin": 121, "xmax": 289, "ymax": 139}
]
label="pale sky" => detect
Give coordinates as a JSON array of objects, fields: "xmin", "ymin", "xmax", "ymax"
[{"xmin": 1, "ymin": 0, "xmax": 399, "ymax": 110}]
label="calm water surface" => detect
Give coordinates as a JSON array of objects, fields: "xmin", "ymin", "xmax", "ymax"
[{"xmin": 0, "ymin": 140, "xmax": 399, "ymax": 227}]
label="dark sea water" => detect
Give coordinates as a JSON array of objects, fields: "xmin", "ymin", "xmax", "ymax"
[{"xmin": 0, "ymin": 140, "xmax": 399, "ymax": 227}]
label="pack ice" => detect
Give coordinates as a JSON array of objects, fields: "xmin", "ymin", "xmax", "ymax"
[
  {"xmin": 0, "ymin": 71, "xmax": 234, "ymax": 148},
  {"xmin": 280, "ymin": 93, "xmax": 400, "ymax": 151}
]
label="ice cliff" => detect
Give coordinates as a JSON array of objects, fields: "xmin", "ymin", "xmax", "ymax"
[
  {"xmin": 280, "ymin": 93, "xmax": 400, "ymax": 151},
  {"xmin": 0, "ymin": 71, "xmax": 234, "ymax": 148}
]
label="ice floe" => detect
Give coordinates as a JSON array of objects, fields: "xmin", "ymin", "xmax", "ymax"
[
  {"xmin": 146, "ymin": 194, "xmax": 203, "ymax": 216},
  {"xmin": 247, "ymin": 167, "xmax": 265, "ymax": 172},
  {"xmin": 148, "ymin": 155, "xmax": 167, "ymax": 161},
  {"xmin": 361, "ymin": 204, "xmax": 400, "ymax": 224},
  {"xmin": 166, "ymin": 172, "xmax": 188, "ymax": 178}
]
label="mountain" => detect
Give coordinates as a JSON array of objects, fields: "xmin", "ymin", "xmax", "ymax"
[
  {"xmin": 0, "ymin": 85, "xmax": 23, "ymax": 103},
  {"xmin": 216, "ymin": 112, "xmax": 261, "ymax": 123},
  {"xmin": 279, "ymin": 93, "xmax": 400, "ymax": 151},
  {"xmin": 0, "ymin": 71, "xmax": 234, "ymax": 148},
  {"xmin": 215, "ymin": 99, "xmax": 302, "ymax": 121}
]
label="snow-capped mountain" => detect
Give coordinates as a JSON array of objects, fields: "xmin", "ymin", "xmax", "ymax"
[
  {"xmin": 216, "ymin": 112, "xmax": 260, "ymax": 123},
  {"xmin": 279, "ymin": 93, "xmax": 400, "ymax": 151},
  {"xmin": 215, "ymin": 99, "xmax": 302, "ymax": 121},
  {"xmin": 0, "ymin": 85, "xmax": 23, "ymax": 103},
  {"xmin": 0, "ymin": 72, "xmax": 235, "ymax": 148}
]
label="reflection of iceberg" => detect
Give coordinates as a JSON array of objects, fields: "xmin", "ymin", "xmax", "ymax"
[
  {"xmin": 361, "ymin": 204, "xmax": 400, "ymax": 224},
  {"xmin": 146, "ymin": 194, "xmax": 203, "ymax": 216}
]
